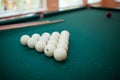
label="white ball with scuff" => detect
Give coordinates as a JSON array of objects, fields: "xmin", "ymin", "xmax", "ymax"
[
  {"xmin": 42, "ymin": 32, "xmax": 51, "ymax": 39},
  {"xmin": 44, "ymin": 45, "xmax": 56, "ymax": 57}
]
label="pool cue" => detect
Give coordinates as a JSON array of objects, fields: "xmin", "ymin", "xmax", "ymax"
[{"xmin": 0, "ymin": 19, "xmax": 64, "ymax": 31}]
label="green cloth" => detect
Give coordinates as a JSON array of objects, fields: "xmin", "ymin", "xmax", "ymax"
[{"xmin": 0, "ymin": 8, "xmax": 120, "ymax": 80}]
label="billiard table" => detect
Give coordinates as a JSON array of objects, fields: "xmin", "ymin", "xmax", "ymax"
[{"xmin": 0, "ymin": 7, "xmax": 120, "ymax": 80}]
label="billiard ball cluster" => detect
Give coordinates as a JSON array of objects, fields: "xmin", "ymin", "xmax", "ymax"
[{"xmin": 20, "ymin": 30, "xmax": 70, "ymax": 62}]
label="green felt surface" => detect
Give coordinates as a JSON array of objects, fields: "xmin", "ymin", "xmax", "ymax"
[{"xmin": 0, "ymin": 8, "xmax": 120, "ymax": 80}]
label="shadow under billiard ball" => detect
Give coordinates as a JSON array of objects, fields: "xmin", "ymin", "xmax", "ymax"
[{"xmin": 106, "ymin": 11, "xmax": 112, "ymax": 18}]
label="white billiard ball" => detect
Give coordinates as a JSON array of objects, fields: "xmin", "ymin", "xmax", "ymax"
[
  {"xmin": 35, "ymin": 40, "xmax": 46, "ymax": 52},
  {"xmin": 51, "ymin": 32, "xmax": 60, "ymax": 38},
  {"xmin": 54, "ymin": 48, "xmax": 67, "ymax": 61},
  {"xmin": 50, "ymin": 36, "xmax": 59, "ymax": 41},
  {"xmin": 47, "ymin": 39, "xmax": 58, "ymax": 47},
  {"xmin": 39, "ymin": 36, "xmax": 49, "ymax": 43},
  {"xmin": 49, "ymin": 38, "xmax": 58, "ymax": 42},
  {"xmin": 60, "ymin": 35, "xmax": 69, "ymax": 40},
  {"xmin": 20, "ymin": 35, "xmax": 30, "ymax": 45},
  {"xmin": 59, "ymin": 38, "xmax": 69, "ymax": 45},
  {"xmin": 27, "ymin": 38, "xmax": 37, "ymax": 49},
  {"xmin": 42, "ymin": 32, "xmax": 51, "ymax": 39},
  {"xmin": 38, "ymin": 37, "xmax": 44, "ymax": 42},
  {"xmin": 44, "ymin": 45, "xmax": 56, "ymax": 57},
  {"xmin": 61, "ymin": 30, "xmax": 70, "ymax": 36},
  {"xmin": 31, "ymin": 33, "xmax": 40, "ymax": 41},
  {"xmin": 57, "ymin": 42, "xmax": 68, "ymax": 51}
]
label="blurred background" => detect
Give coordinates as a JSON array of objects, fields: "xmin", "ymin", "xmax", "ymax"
[{"xmin": 0, "ymin": 0, "xmax": 120, "ymax": 17}]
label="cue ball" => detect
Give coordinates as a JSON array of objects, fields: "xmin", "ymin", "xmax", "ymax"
[
  {"xmin": 20, "ymin": 35, "xmax": 30, "ymax": 45},
  {"xmin": 54, "ymin": 48, "xmax": 67, "ymax": 61},
  {"xmin": 42, "ymin": 32, "xmax": 51, "ymax": 39},
  {"xmin": 27, "ymin": 38, "xmax": 37, "ymax": 49},
  {"xmin": 31, "ymin": 33, "xmax": 40, "ymax": 41},
  {"xmin": 44, "ymin": 45, "xmax": 56, "ymax": 57},
  {"xmin": 35, "ymin": 40, "xmax": 46, "ymax": 52}
]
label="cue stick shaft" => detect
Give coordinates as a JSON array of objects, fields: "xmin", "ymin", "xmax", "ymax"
[{"xmin": 0, "ymin": 19, "xmax": 64, "ymax": 31}]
